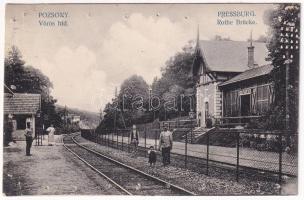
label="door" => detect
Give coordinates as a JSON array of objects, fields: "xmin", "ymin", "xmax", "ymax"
[
  {"xmin": 205, "ymin": 102, "xmax": 209, "ymax": 119},
  {"xmin": 241, "ymin": 95, "xmax": 251, "ymax": 116}
]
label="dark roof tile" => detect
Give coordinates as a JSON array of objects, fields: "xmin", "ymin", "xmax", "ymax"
[
  {"xmin": 219, "ymin": 64, "xmax": 273, "ymax": 87},
  {"xmin": 4, "ymin": 93, "xmax": 41, "ymax": 114},
  {"xmin": 199, "ymin": 40, "xmax": 270, "ymax": 72}
]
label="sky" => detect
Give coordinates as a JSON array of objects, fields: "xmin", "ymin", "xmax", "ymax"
[{"xmin": 5, "ymin": 3, "xmax": 276, "ymax": 112}]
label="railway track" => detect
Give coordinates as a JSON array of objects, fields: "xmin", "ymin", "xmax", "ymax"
[{"xmin": 63, "ymin": 133, "xmax": 196, "ymax": 196}]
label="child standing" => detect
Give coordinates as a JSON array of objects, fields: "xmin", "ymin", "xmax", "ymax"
[{"xmin": 148, "ymin": 146, "xmax": 156, "ymax": 167}]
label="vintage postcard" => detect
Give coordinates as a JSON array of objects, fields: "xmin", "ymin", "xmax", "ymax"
[{"xmin": 2, "ymin": 2, "xmax": 301, "ymax": 197}]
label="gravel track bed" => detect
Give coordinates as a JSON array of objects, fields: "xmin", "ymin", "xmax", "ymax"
[
  {"xmin": 64, "ymin": 137, "xmax": 185, "ymax": 195},
  {"xmin": 87, "ymin": 134, "xmax": 288, "ymax": 183},
  {"xmin": 74, "ymin": 134, "xmax": 283, "ymax": 195}
]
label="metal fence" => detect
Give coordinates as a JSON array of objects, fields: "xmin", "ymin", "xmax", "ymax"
[{"xmin": 81, "ymin": 126, "xmax": 297, "ymax": 184}]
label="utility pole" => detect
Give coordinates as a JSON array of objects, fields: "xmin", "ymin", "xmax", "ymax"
[
  {"xmin": 279, "ymin": 17, "xmax": 298, "ymax": 131},
  {"xmin": 285, "ymin": 51, "xmax": 290, "ymax": 131},
  {"xmin": 113, "ymin": 87, "xmax": 118, "ymax": 132},
  {"xmin": 64, "ymin": 105, "xmax": 68, "ymax": 133}
]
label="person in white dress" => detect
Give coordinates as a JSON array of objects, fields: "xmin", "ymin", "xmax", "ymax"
[{"xmin": 46, "ymin": 124, "xmax": 55, "ymax": 146}]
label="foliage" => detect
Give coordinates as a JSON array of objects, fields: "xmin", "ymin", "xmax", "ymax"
[
  {"xmin": 4, "ymin": 46, "xmax": 63, "ymax": 127},
  {"xmin": 97, "ymin": 75, "xmax": 150, "ymax": 130},
  {"xmin": 151, "ymin": 40, "xmax": 196, "ymax": 120},
  {"xmin": 97, "ymin": 41, "xmax": 196, "ymax": 130},
  {"xmin": 56, "ymin": 105, "xmax": 100, "ymax": 128},
  {"xmin": 264, "ymin": 4, "xmax": 300, "ymax": 131}
]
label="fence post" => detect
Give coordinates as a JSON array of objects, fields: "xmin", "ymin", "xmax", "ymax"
[
  {"xmin": 107, "ymin": 131, "xmax": 109, "ymax": 147},
  {"xmin": 111, "ymin": 131, "xmax": 114, "ymax": 147},
  {"xmin": 236, "ymin": 132, "xmax": 240, "ymax": 182},
  {"xmin": 154, "ymin": 130, "xmax": 157, "ymax": 150},
  {"xmin": 206, "ymin": 131, "xmax": 210, "ymax": 175},
  {"xmin": 117, "ymin": 129, "xmax": 119, "ymax": 149},
  {"xmin": 95, "ymin": 130, "xmax": 98, "ymax": 143},
  {"xmin": 191, "ymin": 127, "xmax": 193, "ymax": 144},
  {"xmin": 185, "ymin": 130, "xmax": 188, "ymax": 169},
  {"xmin": 102, "ymin": 132, "xmax": 104, "ymax": 144},
  {"xmin": 105, "ymin": 131, "xmax": 107, "ymax": 145},
  {"xmin": 36, "ymin": 129, "xmax": 39, "ymax": 146},
  {"xmin": 93, "ymin": 130, "xmax": 95, "ymax": 142},
  {"xmin": 279, "ymin": 132, "xmax": 283, "ymax": 187},
  {"xmin": 144, "ymin": 125, "xmax": 147, "ymax": 157},
  {"xmin": 128, "ymin": 131, "xmax": 130, "ymax": 153},
  {"xmin": 98, "ymin": 131, "xmax": 100, "ymax": 144},
  {"xmin": 121, "ymin": 131, "xmax": 124, "ymax": 151}
]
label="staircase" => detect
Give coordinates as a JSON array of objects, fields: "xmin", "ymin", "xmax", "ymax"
[{"xmin": 181, "ymin": 127, "xmax": 215, "ymax": 144}]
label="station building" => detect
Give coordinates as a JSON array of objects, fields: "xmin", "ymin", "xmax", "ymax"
[
  {"xmin": 4, "ymin": 92, "xmax": 41, "ymax": 140},
  {"xmin": 192, "ymin": 34, "xmax": 273, "ymax": 128}
]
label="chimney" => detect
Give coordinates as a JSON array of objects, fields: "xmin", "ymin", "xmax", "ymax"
[{"xmin": 248, "ymin": 31, "xmax": 255, "ymax": 68}]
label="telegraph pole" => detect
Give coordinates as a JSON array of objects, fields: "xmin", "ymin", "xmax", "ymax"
[
  {"xmin": 64, "ymin": 105, "xmax": 68, "ymax": 133},
  {"xmin": 113, "ymin": 87, "xmax": 118, "ymax": 136},
  {"xmin": 285, "ymin": 51, "xmax": 290, "ymax": 131},
  {"xmin": 279, "ymin": 16, "xmax": 298, "ymax": 130}
]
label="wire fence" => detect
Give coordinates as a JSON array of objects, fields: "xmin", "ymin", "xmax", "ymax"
[{"xmin": 80, "ymin": 126, "xmax": 297, "ymax": 184}]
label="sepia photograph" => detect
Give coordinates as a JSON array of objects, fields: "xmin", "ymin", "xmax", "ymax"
[{"xmin": 1, "ymin": 2, "xmax": 301, "ymax": 196}]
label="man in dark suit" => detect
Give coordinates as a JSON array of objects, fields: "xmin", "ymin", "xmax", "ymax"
[{"xmin": 24, "ymin": 122, "xmax": 33, "ymax": 156}]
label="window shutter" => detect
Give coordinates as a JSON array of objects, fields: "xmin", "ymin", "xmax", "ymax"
[{"xmin": 251, "ymin": 88, "xmax": 257, "ymax": 114}]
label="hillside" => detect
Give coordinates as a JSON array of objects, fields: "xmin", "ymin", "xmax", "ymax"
[{"xmin": 55, "ymin": 104, "xmax": 100, "ymax": 128}]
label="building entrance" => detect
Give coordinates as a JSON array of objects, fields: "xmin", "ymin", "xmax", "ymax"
[{"xmin": 241, "ymin": 94, "xmax": 251, "ymax": 116}]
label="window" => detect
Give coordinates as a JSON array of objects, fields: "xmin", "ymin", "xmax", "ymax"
[
  {"xmin": 224, "ymin": 92, "xmax": 231, "ymax": 116},
  {"xmin": 257, "ymin": 85, "xmax": 269, "ymax": 114},
  {"xmin": 231, "ymin": 91, "xmax": 238, "ymax": 116},
  {"xmin": 224, "ymin": 90, "xmax": 239, "ymax": 116}
]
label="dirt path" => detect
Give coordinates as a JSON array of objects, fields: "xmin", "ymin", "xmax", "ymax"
[{"xmin": 3, "ymin": 135, "xmax": 122, "ymax": 196}]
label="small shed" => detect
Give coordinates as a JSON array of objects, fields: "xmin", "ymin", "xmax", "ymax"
[{"xmin": 4, "ymin": 93, "xmax": 41, "ymax": 140}]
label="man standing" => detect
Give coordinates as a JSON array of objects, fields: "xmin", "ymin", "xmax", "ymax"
[
  {"xmin": 46, "ymin": 124, "xmax": 55, "ymax": 146},
  {"xmin": 4, "ymin": 115, "xmax": 13, "ymax": 146},
  {"xmin": 159, "ymin": 126, "xmax": 173, "ymax": 166},
  {"xmin": 24, "ymin": 122, "xmax": 33, "ymax": 156},
  {"xmin": 130, "ymin": 124, "xmax": 139, "ymax": 153}
]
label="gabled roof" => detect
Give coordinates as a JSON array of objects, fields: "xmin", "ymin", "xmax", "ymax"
[
  {"xmin": 4, "ymin": 93, "xmax": 41, "ymax": 115},
  {"xmin": 198, "ymin": 40, "xmax": 270, "ymax": 72},
  {"xmin": 219, "ymin": 64, "xmax": 273, "ymax": 87}
]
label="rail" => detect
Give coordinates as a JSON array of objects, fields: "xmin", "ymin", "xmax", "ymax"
[{"xmin": 63, "ymin": 133, "xmax": 196, "ymax": 196}]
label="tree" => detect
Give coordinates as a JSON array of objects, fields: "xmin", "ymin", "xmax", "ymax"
[
  {"xmin": 98, "ymin": 41, "xmax": 197, "ymax": 130},
  {"xmin": 118, "ymin": 75, "xmax": 149, "ymax": 127},
  {"xmin": 264, "ymin": 4, "xmax": 300, "ymax": 131},
  {"xmin": 97, "ymin": 75, "xmax": 150, "ymax": 129},
  {"xmin": 4, "ymin": 46, "xmax": 62, "ymax": 127},
  {"xmin": 151, "ymin": 40, "xmax": 196, "ymax": 120}
]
